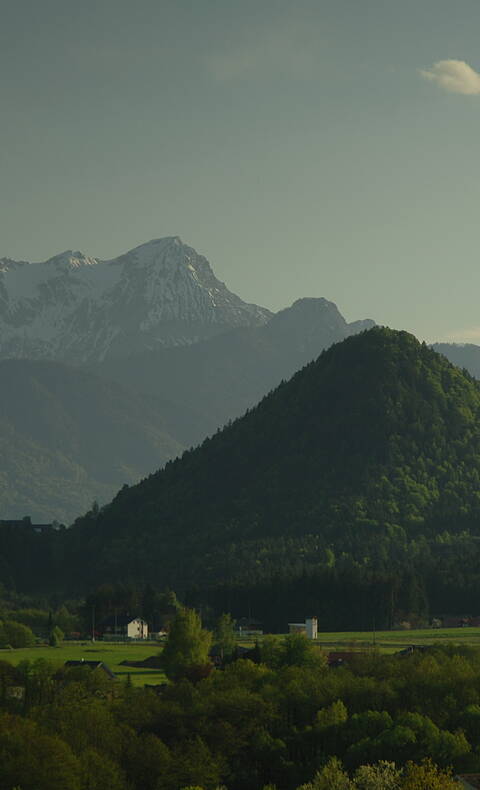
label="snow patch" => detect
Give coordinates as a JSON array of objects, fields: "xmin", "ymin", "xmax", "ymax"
[{"xmin": 0, "ymin": 237, "xmax": 271, "ymax": 362}]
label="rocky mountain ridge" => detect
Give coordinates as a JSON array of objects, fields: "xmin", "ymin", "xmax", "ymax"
[
  {"xmin": 98, "ymin": 296, "xmax": 376, "ymax": 445},
  {"xmin": 0, "ymin": 237, "xmax": 271, "ymax": 363}
]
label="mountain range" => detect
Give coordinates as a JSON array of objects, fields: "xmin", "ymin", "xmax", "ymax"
[
  {"xmin": 0, "ymin": 238, "xmax": 376, "ymax": 519},
  {"xmin": 3, "ymin": 235, "xmax": 480, "ymax": 530},
  {"xmin": 97, "ymin": 296, "xmax": 375, "ymax": 446},
  {"xmin": 6, "ymin": 327, "xmax": 480, "ymax": 616}
]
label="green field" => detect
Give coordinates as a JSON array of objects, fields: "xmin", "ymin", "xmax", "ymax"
[
  {"xmin": 315, "ymin": 626, "xmax": 480, "ymax": 653},
  {"xmin": 239, "ymin": 626, "xmax": 480, "ymax": 655},
  {"xmin": 0, "ymin": 641, "xmax": 167, "ymax": 686},
  {"xmin": 2, "ymin": 627, "xmax": 480, "ymax": 687}
]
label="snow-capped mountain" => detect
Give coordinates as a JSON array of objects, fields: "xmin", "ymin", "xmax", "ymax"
[{"xmin": 0, "ymin": 237, "xmax": 271, "ymax": 363}]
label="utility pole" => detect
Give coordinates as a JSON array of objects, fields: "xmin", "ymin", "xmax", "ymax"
[{"xmin": 92, "ymin": 604, "xmax": 96, "ymax": 642}]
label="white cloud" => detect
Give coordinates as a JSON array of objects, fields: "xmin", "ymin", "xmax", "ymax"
[{"xmin": 420, "ymin": 59, "xmax": 480, "ymax": 95}]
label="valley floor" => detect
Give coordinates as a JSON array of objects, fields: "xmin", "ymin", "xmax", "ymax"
[
  {"xmin": 3, "ymin": 625, "xmax": 480, "ymax": 685},
  {"xmin": 0, "ymin": 640, "xmax": 167, "ymax": 686}
]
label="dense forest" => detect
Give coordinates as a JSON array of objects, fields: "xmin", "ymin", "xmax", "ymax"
[
  {"xmin": 0, "ymin": 614, "xmax": 477, "ymax": 790},
  {"xmin": 4, "ymin": 328, "xmax": 480, "ymax": 627}
]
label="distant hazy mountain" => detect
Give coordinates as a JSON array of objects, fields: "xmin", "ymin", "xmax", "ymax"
[
  {"xmin": 0, "ymin": 360, "xmax": 184, "ymax": 522},
  {"xmin": 432, "ymin": 343, "xmax": 480, "ymax": 379},
  {"xmin": 0, "ymin": 237, "xmax": 270, "ymax": 363},
  {"xmin": 99, "ymin": 297, "xmax": 376, "ymax": 446}
]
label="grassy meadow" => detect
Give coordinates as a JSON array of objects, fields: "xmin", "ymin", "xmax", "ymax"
[
  {"xmin": 243, "ymin": 626, "xmax": 480, "ymax": 654},
  {"xmin": 315, "ymin": 626, "xmax": 480, "ymax": 654},
  {"xmin": 0, "ymin": 640, "xmax": 167, "ymax": 686},
  {"xmin": 3, "ymin": 626, "xmax": 480, "ymax": 688}
]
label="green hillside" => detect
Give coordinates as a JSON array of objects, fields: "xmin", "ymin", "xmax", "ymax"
[
  {"xmin": 60, "ymin": 328, "xmax": 480, "ymax": 587},
  {"xmin": 6, "ymin": 327, "xmax": 480, "ymax": 629},
  {"xmin": 0, "ymin": 359, "xmax": 184, "ymax": 522}
]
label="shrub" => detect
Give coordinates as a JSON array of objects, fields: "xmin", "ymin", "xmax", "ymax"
[{"xmin": 1, "ymin": 620, "xmax": 35, "ymax": 648}]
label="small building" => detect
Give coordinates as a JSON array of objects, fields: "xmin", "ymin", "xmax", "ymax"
[
  {"xmin": 64, "ymin": 660, "xmax": 116, "ymax": 679},
  {"xmin": 327, "ymin": 652, "xmax": 358, "ymax": 669},
  {"xmin": 288, "ymin": 617, "xmax": 318, "ymax": 639},
  {"xmin": 101, "ymin": 615, "xmax": 148, "ymax": 640},
  {"xmin": 0, "ymin": 516, "xmax": 63, "ymax": 533}
]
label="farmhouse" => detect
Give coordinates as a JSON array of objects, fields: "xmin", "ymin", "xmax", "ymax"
[
  {"xmin": 64, "ymin": 660, "xmax": 116, "ymax": 679},
  {"xmin": 101, "ymin": 615, "xmax": 148, "ymax": 640}
]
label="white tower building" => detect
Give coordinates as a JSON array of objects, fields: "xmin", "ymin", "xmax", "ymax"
[{"xmin": 305, "ymin": 617, "xmax": 318, "ymax": 640}]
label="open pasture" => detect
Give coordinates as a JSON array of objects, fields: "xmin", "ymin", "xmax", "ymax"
[
  {"xmin": 315, "ymin": 625, "xmax": 480, "ymax": 654},
  {"xmin": 0, "ymin": 640, "xmax": 166, "ymax": 686},
  {"xmin": 3, "ymin": 627, "xmax": 480, "ymax": 686},
  {"xmin": 237, "ymin": 626, "xmax": 480, "ymax": 654}
]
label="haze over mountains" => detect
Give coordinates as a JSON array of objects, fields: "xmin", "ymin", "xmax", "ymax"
[
  {"xmin": 432, "ymin": 343, "xmax": 480, "ymax": 380},
  {"xmin": 3, "ymin": 235, "xmax": 480, "ymax": 526},
  {"xmin": 99, "ymin": 296, "xmax": 376, "ymax": 445},
  {"xmin": 0, "ymin": 238, "xmax": 376, "ymax": 519},
  {"xmin": 7, "ymin": 328, "xmax": 480, "ymax": 619},
  {"xmin": 0, "ymin": 360, "xmax": 183, "ymax": 522},
  {"xmin": 3, "ymin": 236, "xmax": 480, "ymax": 627}
]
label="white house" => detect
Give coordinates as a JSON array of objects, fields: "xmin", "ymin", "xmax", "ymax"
[{"xmin": 102, "ymin": 615, "xmax": 148, "ymax": 640}]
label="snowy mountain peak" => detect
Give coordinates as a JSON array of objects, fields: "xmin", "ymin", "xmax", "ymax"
[
  {"xmin": 45, "ymin": 250, "xmax": 99, "ymax": 268},
  {"xmin": 0, "ymin": 238, "xmax": 271, "ymax": 363}
]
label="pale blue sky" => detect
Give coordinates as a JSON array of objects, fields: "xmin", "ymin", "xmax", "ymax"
[{"xmin": 1, "ymin": 0, "xmax": 480, "ymax": 342}]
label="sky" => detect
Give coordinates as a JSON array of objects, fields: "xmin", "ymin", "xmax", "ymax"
[{"xmin": 1, "ymin": 0, "xmax": 480, "ymax": 343}]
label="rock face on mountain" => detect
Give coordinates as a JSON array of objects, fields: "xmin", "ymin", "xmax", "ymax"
[
  {"xmin": 0, "ymin": 237, "xmax": 271, "ymax": 363},
  {"xmin": 261, "ymin": 297, "xmax": 375, "ymax": 355},
  {"xmin": 99, "ymin": 297, "xmax": 376, "ymax": 446}
]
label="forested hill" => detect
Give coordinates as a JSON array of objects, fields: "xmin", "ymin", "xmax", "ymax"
[{"xmin": 56, "ymin": 327, "xmax": 480, "ymax": 593}]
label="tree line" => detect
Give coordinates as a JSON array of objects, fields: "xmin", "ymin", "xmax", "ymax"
[{"xmin": 1, "ymin": 608, "xmax": 480, "ymax": 789}]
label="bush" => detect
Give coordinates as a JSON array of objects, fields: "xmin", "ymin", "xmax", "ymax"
[
  {"xmin": 6, "ymin": 608, "xmax": 49, "ymax": 633},
  {"xmin": 1, "ymin": 620, "xmax": 35, "ymax": 648}
]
